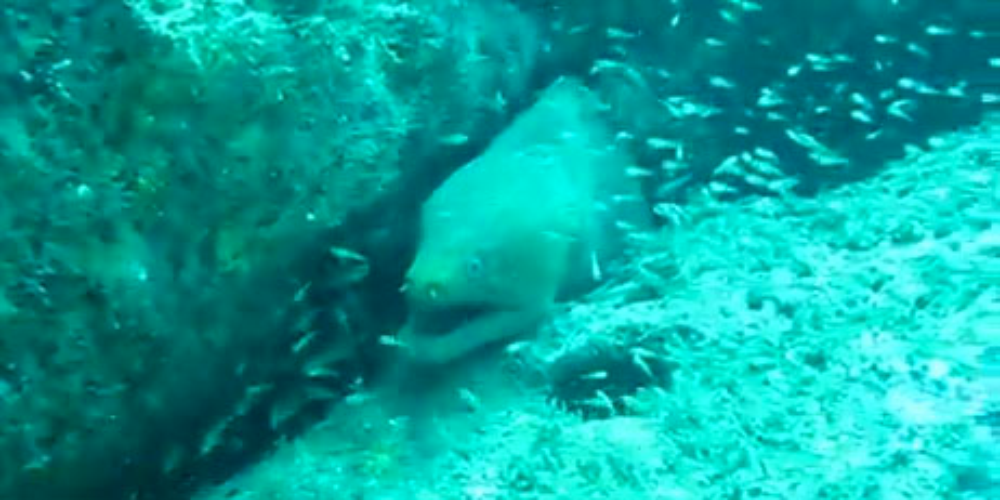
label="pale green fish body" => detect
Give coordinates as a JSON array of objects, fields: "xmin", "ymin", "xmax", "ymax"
[{"xmin": 400, "ymin": 77, "xmax": 647, "ymax": 364}]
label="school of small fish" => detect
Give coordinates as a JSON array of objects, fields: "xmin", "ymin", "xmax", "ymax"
[{"xmin": 556, "ymin": 0, "xmax": 989, "ymax": 202}]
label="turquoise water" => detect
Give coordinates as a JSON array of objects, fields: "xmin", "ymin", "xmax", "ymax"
[{"xmin": 0, "ymin": 1, "xmax": 996, "ymax": 499}]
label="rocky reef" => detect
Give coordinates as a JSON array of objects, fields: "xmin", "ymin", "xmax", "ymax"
[{"xmin": 0, "ymin": 0, "xmax": 993, "ymax": 498}]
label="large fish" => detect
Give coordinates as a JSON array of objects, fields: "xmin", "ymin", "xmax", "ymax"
[{"xmin": 398, "ymin": 77, "xmax": 649, "ymax": 364}]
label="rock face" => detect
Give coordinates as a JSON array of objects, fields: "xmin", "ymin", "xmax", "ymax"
[{"xmin": 0, "ymin": 1, "xmax": 539, "ymax": 498}]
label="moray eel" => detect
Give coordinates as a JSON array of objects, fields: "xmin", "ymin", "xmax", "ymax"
[{"xmin": 398, "ymin": 77, "xmax": 647, "ymax": 364}]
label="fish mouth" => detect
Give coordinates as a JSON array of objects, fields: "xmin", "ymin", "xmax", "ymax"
[{"xmin": 409, "ymin": 302, "xmax": 504, "ymax": 337}]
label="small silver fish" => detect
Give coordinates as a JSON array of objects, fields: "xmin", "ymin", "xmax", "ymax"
[
  {"xmin": 645, "ymin": 137, "xmax": 676, "ymax": 150},
  {"xmin": 653, "ymin": 202, "xmax": 688, "ymax": 226},
  {"xmin": 887, "ymin": 99, "xmax": 916, "ymax": 121},
  {"xmin": 580, "ymin": 370, "xmax": 608, "ymax": 381},
  {"xmin": 656, "ymin": 174, "xmax": 693, "ymax": 198},
  {"xmin": 747, "ymin": 157, "xmax": 783, "ymax": 178},
  {"xmin": 850, "ymin": 92, "xmax": 873, "ymax": 110},
  {"xmin": 851, "ymin": 110, "xmax": 874, "ymax": 124},
  {"xmin": 606, "ymin": 27, "xmax": 638, "ymax": 40},
  {"xmin": 625, "ymin": 165, "xmax": 653, "ymax": 178},
  {"xmin": 875, "ymin": 34, "xmax": 898, "ymax": 44},
  {"xmin": 906, "ymin": 43, "xmax": 931, "ymax": 59},
  {"xmin": 709, "ymin": 75, "xmax": 736, "ymax": 89},
  {"xmin": 785, "ymin": 128, "xmax": 823, "ymax": 149},
  {"xmin": 291, "ymin": 330, "xmax": 319, "ymax": 354},
  {"xmin": 629, "ymin": 348, "xmax": 657, "ymax": 379},
  {"xmin": 898, "ymin": 78, "xmax": 939, "ymax": 95},
  {"xmin": 590, "ymin": 251, "xmax": 602, "ymax": 282},
  {"xmin": 708, "ymin": 181, "xmax": 738, "ymax": 195},
  {"xmin": 625, "ymin": 165, "xmax": 655, "ymax": 178},
  {"xmin": 944, "ymin": 83, "xmax": 967, "ymax": 98},
  {"xmin": 925, "ymin": 25, "xmax": 955, "ymax": 36},
  {"xmin": 753, "ymin": 147, "xmax": 779, "ymax": 163},
  {"xmin": 757, "ymin": 87, "xmax": 785, "ymax": 108},
  {"xmin": 438, "ymin": 133, "xmax": 469, "ymax": 146},
  {"xmin": 715, "ymin": 155, "xmax": 744, "ymax": 176}
]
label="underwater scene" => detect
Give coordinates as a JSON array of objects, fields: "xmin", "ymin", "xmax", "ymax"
[{"xmin": 1, "ymin": 0, "xmax": 997, "ymax": 499}]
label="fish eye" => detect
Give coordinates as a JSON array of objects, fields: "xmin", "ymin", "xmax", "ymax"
[{"xmin": 465, "ymin": 255, "xmax": 484, "ymax": 278}]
